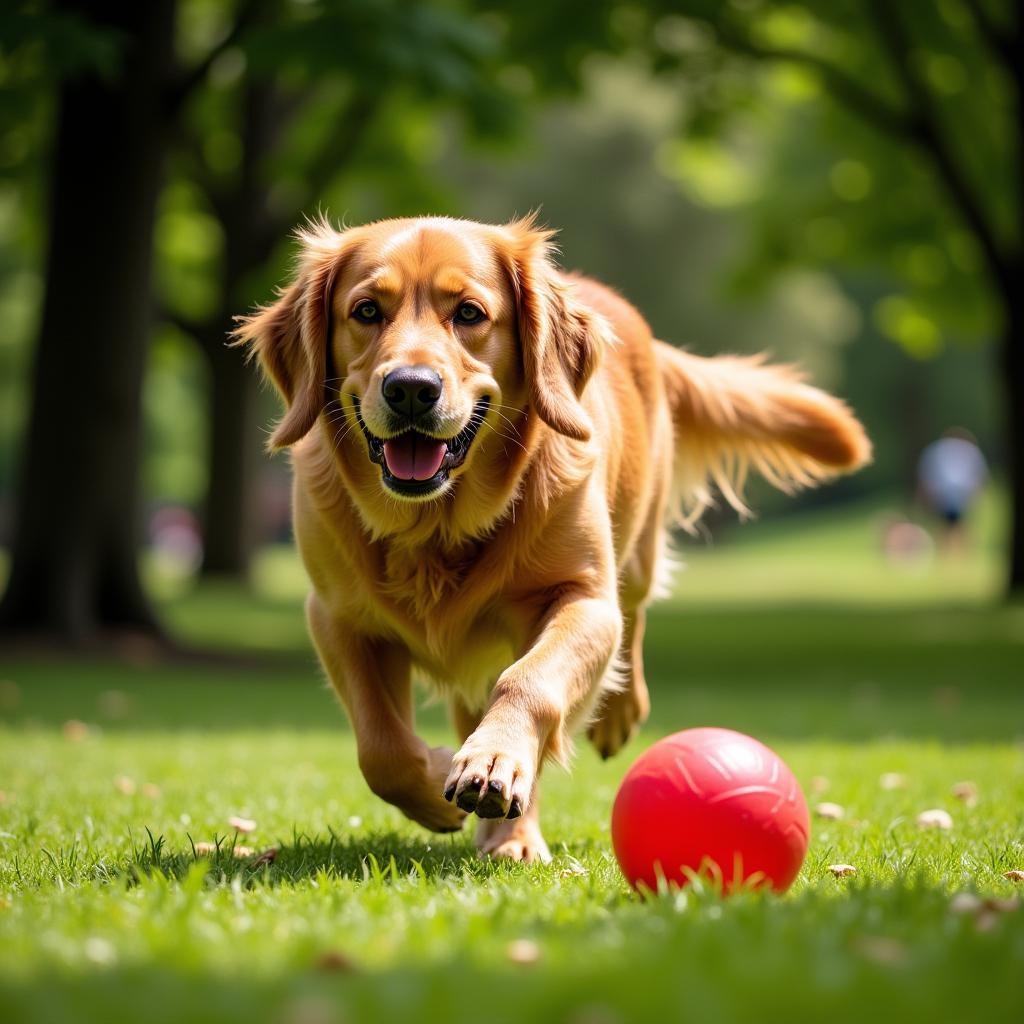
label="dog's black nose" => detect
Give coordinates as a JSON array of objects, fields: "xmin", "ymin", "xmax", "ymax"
[{"xmin": 382, "ymin": 366, "xmax": 442, "ymax": 419}]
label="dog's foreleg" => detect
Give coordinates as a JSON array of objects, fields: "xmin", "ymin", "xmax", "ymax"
[
  {"xmin": 308, "ymin": 594, "xmax": 466, "ymax": 833},
  {"xmin": 442, "ymin": 592, "xmax": 622, "ymax": 822}
]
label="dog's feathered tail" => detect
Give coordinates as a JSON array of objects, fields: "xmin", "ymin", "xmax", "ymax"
[{"xmin": 655, "ymin": 341, "xmax": 871, "ymax": 529}]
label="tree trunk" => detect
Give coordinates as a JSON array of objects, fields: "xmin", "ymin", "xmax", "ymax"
[
  {"xmin": 1005, "ymin": 310, "xmax": 1024, "ymax": 597},
  {"xmin": 0, "ymin": 0, "xmax": 175, "ymax": 647},
  {"xmin": 193, "ymin": 82, "xmax": 377, "ymax": 579},
  {"xmin": 198, "ymin": 81, "xmax": 281, "ymax": 580},
  {"xmin": 200, "ymin": 331, "xmax": 262, "ymax": 577}
]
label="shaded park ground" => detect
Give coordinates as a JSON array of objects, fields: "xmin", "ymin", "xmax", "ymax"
[{"xmin": 1, "ymin": 496, "xmax": 1022, "ymax": 1023}]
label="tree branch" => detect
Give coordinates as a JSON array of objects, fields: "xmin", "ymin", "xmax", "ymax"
[
  {"xmin": 710, "ymin": 26, "xmax": 917, "ymax": 139},
  {"xmin": 866, "ymin": 0, "xmax": 1011, "ymax": 292},
  {"xmin": 157, "ymin": 303, "xmax": 226, "ymax": 356},
  {"xmin": 165, "ymin": 0, "xmax": 262, "ymax": 115},
  {"xmin": 255, "ymin": 89, "xmax": 382, "ymax": 252},
  {"xmin": 961, "ymin": 0, "xmax": 1018, "ymax": 73},
  {"xmin": 706, "ymin": 9, "xmax": 1013, "ymax": 294}
]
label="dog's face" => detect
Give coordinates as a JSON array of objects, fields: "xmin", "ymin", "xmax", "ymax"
[
  {"xmin": 333, "ymin": 220, "xmax": 522, "ymax": 500},
  {"xmin": 238, "ymin": 216, "xmax": 609, "ymax": 509}
]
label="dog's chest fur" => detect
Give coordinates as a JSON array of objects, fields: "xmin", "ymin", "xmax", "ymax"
[
  {"xmin": 377, "ymin": 540, "xmax": 520, "ymax": 707},
  {"xmin": 381, "ymin": 543, "xmax": 474, "ymax": 620}
]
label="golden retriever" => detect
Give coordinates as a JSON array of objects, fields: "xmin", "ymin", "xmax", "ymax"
[{"xmin": 236, "ymin": 215, "xmax": 870, "ymax": 863}]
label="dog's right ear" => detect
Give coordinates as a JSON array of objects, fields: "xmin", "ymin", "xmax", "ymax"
[{"xmin": 232, "ymin": 222, "xmax": 354, "ymax": 449}]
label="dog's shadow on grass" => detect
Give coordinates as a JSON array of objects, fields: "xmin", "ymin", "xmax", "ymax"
[{"xmin": 136, "ymin": 829, "xmax": 494, "ymax": 886}]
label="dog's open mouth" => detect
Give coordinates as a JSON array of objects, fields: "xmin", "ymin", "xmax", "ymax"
[{"xmin": 354, "ymin": 397, "xmax": 490, "ymax": 497}]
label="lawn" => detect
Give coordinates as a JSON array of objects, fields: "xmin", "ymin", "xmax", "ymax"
[{"xmin": 1, "ymin": 497, "xmax": 1023, "ymax": 1023}]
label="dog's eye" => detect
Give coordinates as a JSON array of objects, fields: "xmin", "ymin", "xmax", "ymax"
[
  {"xmin": 454, "ymin": 303, "xmax": 485, "ymax": 325},
  {"xmin": 352, "ymin": 301, "xmax": 381, "ymax": 323}
]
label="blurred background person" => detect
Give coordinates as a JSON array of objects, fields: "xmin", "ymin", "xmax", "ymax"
[{"xmin": 917, "ymin": 429, "xmax": 989, "ymax": 556}]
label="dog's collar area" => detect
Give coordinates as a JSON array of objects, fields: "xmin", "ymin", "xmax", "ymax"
[{"xmin": 352, "ymin": 396, "xmax": 490, "ymax": 497}]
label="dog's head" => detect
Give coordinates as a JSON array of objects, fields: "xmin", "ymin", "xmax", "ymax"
[{"xmin": 236, "ymin": 215, "xmax": 607, "ymax": 510}]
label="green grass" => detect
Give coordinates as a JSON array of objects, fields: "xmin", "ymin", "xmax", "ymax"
[{"xmin": 2, "ymin": 497, "xmax": 1023, "ymax": 1022}]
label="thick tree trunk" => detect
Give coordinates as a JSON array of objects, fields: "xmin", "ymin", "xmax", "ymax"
[{"xmin": 0, "ymin": 0, "xmax": 175, "ymax": 646}]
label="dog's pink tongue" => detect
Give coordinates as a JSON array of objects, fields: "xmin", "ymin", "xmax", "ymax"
[{"xmin": 383, "ymin": 435, "xmax": 447, "ymax": 481}]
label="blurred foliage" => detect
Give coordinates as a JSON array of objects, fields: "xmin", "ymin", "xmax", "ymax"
[
  {"xmin": 143, "ymin": 329, "xmax": 210, "ymax": 505},
  {"xmin": 0, "ymin": 0, "xmax": 1013, "ymax": 522},
  {"xmin": 640, "ymin": 0, "xmax": 1014, "ymax": 358},
  {"xmin": 431, "ymin": 58, "xmax": 1000, "ymax": 508}
]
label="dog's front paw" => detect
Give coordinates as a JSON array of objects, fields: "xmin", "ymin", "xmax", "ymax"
[{"xmin": 442, "ymin": 734, "xmax": 536, "ymax": 820}]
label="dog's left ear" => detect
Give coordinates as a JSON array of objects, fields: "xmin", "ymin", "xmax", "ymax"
[
  {"xmin": 502, "ymin": 218, "xmax": 610, "ymax": 442},
  {"xmin": 232, "ymin": 222, "xmax": 353, "ymax": 449}
]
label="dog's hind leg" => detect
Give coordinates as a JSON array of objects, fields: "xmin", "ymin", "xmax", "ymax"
[
  {"xmin": 587, "ymin": 511, "xmax": 666, "ymax": 760},
  {"xmin": 587, "ymin": 604, "xmax": 651, "ymax": 760}
]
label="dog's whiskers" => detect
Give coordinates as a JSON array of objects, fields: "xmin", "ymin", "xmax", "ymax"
[
  {"xmin": 485, "ymin": 408, "xmax": 529, "ymax": 455},
  {"xmin": 323, "ymin": 405, "xmax": 361, "ymax": 451}
]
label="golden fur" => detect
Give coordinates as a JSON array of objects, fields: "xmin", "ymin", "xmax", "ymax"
[{"xmin": 236, "ymin": 215, "xmax": 870, "ymax": 862}]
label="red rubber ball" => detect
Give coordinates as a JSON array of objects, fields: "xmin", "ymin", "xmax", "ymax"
[{"xmin": 612, "ymin": 727, "xmax": 810, "ymax": 893}]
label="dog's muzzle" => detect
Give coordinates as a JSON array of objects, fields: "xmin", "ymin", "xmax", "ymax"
[{"xmin": 354, "ymin": 397, "xmax": 490, "ymax": 497}]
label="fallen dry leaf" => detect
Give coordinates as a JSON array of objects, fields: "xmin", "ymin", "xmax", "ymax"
[
  {"xmin": 809, "ymin": 776, "xmax": 829, "ymax": 794},
  {"xmin": 506, "ymin": 939, "xmax": 541, "ymax": 965},
  {"xmin": 828, "ymin": 864, "xmax": 858, "ymax": 878},
  {"xmin": 140, "ymin": 783, "xmax": 161, "ymax": 799},
  {"xmin": 193, "ymin": 842, "xmax": 254, "ymax": 858},
  {"xmin": 114, "ymin": 776, "xmax": 136, "ymax": 795},
  {"xmin": 879, "ymin": 772, "xmax": 907, "ymax": 790},
  {"xmin": 814, "ymin": 802, "xmax": 845, "ymax": 820},
  {"xmin": 950, "ymin": 781, "xmax": 978, "ymax": 806},
  {"xmin": 975, "ymin": 910, "xmax": 1001, "ymax": 933},
  {"xmin": 950, "ymin": 893, "xmax": 1019, "ymax": 932},
  {"xmin": 1003, "ymin": 870, "xmax": 1024, "ymax": 883},
  {"xmin": 916, "ymin": 808, "xmax": 953, "ymax": 830},
  {"xmin": 560, "ymin": 861, "xmax": 588, "ymax": 879},
  {"xmin": 949, "ymin": 893, "xmax": 982, "ymax": 915},
  {"xmin": 982, "ymin": 897, "xmax": 1019, "ymax": 913},
  {"xmin": 62, "ymin": 719, "xmax": 89, "ymax": 741},
  {"xmin": 250, "ymin": 848, "xmax": 279, "ymax": 867},
  {"xmin": 97, "ymin": 689, "xmax": 133, "ymax": 720},
  {"xmin": 227, "ymin": 816, "xmax": 257, "ymax": 833},
  {"xmin": 314, "ymin": 950, "xmax": 357, "ymax": 973},
  {"xmin": 851, "ymin": 935, "xmax": 908, "ymax": 965}
]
